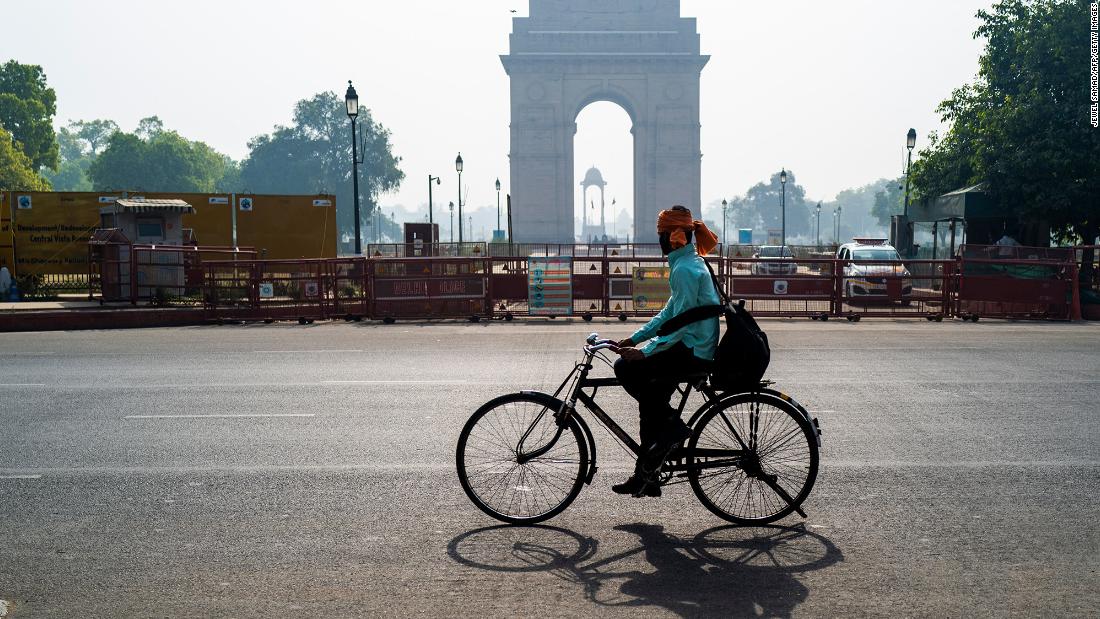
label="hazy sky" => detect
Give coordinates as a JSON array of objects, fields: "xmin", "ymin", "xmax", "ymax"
[{"xmin": 5, "ymin": 0, "xmax": 993, "ymax": 228}]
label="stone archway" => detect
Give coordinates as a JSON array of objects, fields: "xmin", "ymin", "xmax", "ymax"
[{"xmin": 502, "ymin": 0, "xmax": 709, "ymax": 243}]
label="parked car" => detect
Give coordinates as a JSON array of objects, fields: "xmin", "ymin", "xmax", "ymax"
[
  {"xmin": 751, "ymin": 245, "xmax": 798, "ymax": 276},
  {"xmin": 836, "ymin": 239, "xmax": 913, "ymax": 302}
]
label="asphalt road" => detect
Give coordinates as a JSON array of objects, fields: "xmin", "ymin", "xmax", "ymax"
[{"xmin": 1, "ymin": 319, "xmax": 1098, "ymax": 618}]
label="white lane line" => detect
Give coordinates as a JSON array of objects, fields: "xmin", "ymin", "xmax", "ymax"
[
  {"xmin": 0, "ymin": 383, "xmax": 46, "ymax": 387},
  {"xmin": 253, "ymin": 349, "xmax": 365, "ymax": 354},
  {"xmin": 124, "ymin": 414, "xmax": 316, "ymax": 419},
  {"xmin": 322, "ymin": 380, "xmax": 470, "ymax": 384},
  {"xmin": 0, "ymin": 474, "xmax": 42, "ymax": 479},
  {"xmin": 807, "ymin": 410, "xmax": 836, "ymax": 413}
]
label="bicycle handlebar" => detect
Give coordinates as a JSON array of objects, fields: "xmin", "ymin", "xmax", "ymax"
[{"xmin": 584, "ymin": 332, "xmax": 620, "ymax": 355}]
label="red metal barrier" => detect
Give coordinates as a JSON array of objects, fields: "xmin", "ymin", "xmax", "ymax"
[
  {"xmin": 369, "ymin": 257, "xmax": 487, "ymax": 320},
  {"xmin": 328, "ymin": 257, "xmax": 368, "ymax": 319},
  {"xmin": 955, "ymin": 245, "xmax": 1075, "ymax": 320},
  {"xmin": 724, "ymin": 256, "xmax": 837, "ymax": 318},
  {"xmin": 837, "ymin": 259, "xmax": 953, "ymax": 321},
  {"xmin": 204, "ymin": 258, "xmax": 328, "ymax": 323}
]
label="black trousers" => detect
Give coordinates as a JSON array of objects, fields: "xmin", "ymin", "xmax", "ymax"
[{"xmin": 614, "ymin": 343, "xmax": 711, "ymax": 448}]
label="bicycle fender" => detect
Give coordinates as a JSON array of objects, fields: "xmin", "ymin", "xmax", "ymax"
[{"xmin": 519, "ymin": 390, "xmax": 600, "ymax": 484}]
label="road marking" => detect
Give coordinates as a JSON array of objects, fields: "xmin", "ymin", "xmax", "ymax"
[
  {"xmin": 0, "ymin": 474, "xmax": 41, "ymax": 479},
  {"xmin": 322, "ymin": 380, "xmax": 470, "ymax": 385},
  {"xmin": 253, "ymin": 349, "xmax": 365, "ymax": 354},
  {"xmin": 0, "ymin": 383, "xmax": 45, "ymax": 387},
  {"xmin": 123, "ymin": 414, "xmax": 316, "ymax": 419},
  {"xmin": 0, "ymin": 599, "xmax": 9, "ymax": 618},
  {"xmin": 807, "ymin": 410, "xmax": 835, "ymax": 413}
]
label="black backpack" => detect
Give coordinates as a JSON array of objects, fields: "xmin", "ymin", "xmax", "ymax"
[{"xmin": 655, "ymin": 259, "xmax": 771, "ymax": 392}]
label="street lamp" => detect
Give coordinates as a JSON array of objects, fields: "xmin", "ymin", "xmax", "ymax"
[
  {"xmin": 345, "ymin": 80, "xmax": 362, "ymax": 255},
  {"xmin": 719, "ymin": 199, "xmax": 728, "ymax": 243},
  {"xmin": 834, "ymin": 205, "xmax": 843, "ymax": 244},
  {"xmin": 815, "ymin": 202, "xmax": 822, "ymax": 249},
  {"xmin": 455, "ymin": 153, "xmax": 464, "ymax": 244},
  {"xmin": 903, "ymin": 128, "xmax": 917, "ymax": 257},
  {"xmin": 779, "ymin": 169, "xmax": 788, "ymax": 248},
  {"xmin": 428, "ymin": 174, "xmax": 441, "ymax": 230},
  {"xmin": 495, "ymin": 178, "xmax": 501, "ymax": 237},
  {"xmin": 448, "ymin": 201, "xmax": 455, "ymax": 243}
]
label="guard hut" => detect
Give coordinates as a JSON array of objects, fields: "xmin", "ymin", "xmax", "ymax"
[
  {"xmin": 96, "ymin": 198, "xmax": 196, "ymax": 301},
  {"xmin": 907, "ymin": 184, "xmax": 1050, "ymax": 258}
]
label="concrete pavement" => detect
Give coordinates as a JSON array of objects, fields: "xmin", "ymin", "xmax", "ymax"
[{"xmin": 1, "ymin": 319, "xmax": 1098, "ymax": 617}]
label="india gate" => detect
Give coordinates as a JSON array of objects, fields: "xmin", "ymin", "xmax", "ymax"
[{"xmin": 502, "ymin": 0, "xmax": 709, "ymax": 243}]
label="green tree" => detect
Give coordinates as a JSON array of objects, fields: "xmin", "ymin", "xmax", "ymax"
[
  {"xmin": 910, "ymin": 0, "xmax": 1100, "ymax": 264},
  {"xmin": 88, "ymin": 121, "xmax": 239, "ymax": 193},
  {"xmin": 869, "ymin": 177, "xmax": 906, "ymax": 228},
  {"xmin": 0, "ymin": 60, "xmax": 59, "ymax": 171},
  {"xmin": 71, "ymin": 119, "xmax": 119, "ymax": 155},
  {"xmin": 726, "ymin": 171, "xmax": 812, "ymax": 243},
  {"xmin": 42, "ymin": 122, "xmax": 103, "ymax": 191},
  {"xmin": 240, "ymin": 91, "xmax": 404, "ymax": 247},
  {"xmin": 0, "ymin": 127, "xmax": 50, "ymax": 191}
]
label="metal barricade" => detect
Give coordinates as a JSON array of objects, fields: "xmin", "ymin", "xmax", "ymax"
[
  {"xmin": 369, "ymin": 257, "xmax": 488, "ymax": 321},
  {"xmin": 327, "ymin": 257, "xmax": 368, "ymax": 320},
  {"xmin": 724, "ymin": 255, "xmax": 836, "ymax": 318},
  {"xmin": 204, "ymin": 258, "xmax": 328, "ymax": 323},
  {"xmin": 955, "ymin": 246, "xmax": 1074, "ymax": 320},
  {"xmin": 838, "ymin": 259, "xmax": 953, "ymax": 321},
  {"xmin": 130, "ymin": 245, "xmax": 254, "ymax": 306}
]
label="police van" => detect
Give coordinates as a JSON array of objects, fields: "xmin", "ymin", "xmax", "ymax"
[{"xmin": 835, "ymin": 238, "xmax": 913, "ymax": 303}]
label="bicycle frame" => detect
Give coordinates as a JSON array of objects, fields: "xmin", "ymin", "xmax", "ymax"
[{"xmin": 515, "ymin": 345, "xmax": 751, "ymax": 480}]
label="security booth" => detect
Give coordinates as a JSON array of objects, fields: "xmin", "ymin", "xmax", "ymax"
[
  {"xmin": 404, "ymin": 222, "xmax": 440, "ymax": 257},
  {"xmin": 94, "ymin": 198, "xmax": 197, "ymax": 302},
  {"xmin": 904, "ymin": 184, "xmax": 1051, "ymax": 259}
]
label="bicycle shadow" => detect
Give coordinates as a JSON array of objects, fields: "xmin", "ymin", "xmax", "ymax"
[{"xmin": 448, "ymin": 521, "xmax": 843, "ymax": 618}]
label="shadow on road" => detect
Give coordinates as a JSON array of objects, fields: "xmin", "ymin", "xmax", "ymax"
[{"xmin": 448, "ymin": 521, "xmax": 843, "ymax": 617}]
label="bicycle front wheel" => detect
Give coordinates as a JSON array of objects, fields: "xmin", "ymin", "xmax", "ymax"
[
  {"xmin": 456, "ymin": 392, "xmax": 589, "ymax": 524},
  {"xmin": 688, "ymin": 392, "xmax": 818, "ymax": 524}
]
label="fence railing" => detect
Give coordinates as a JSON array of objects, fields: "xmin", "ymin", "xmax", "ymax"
[{"xmin": 84, "ymin": 243, "xmax": 1089, "ymax": 323}]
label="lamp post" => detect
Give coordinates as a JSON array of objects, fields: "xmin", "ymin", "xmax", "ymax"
[
  {"xmin": 815, "ymin": 202, "xmax": 822, "ymax": 249},
  {"xmin": 721, "ymin": 199, "xmax": 729, "ymax": 246},
  {"xmin": 345, "ymin": 81, "xmax": 362, "ymax": 255},
  {"xmin": 455, "ymin": 153, "xmax": 464, "ymax": 244},
  {"xmin": 834, "ymin": 205, "xmax": 843, "ymax": 244},
  {"xmin": 495, "ymin": 178, "xmax": 501, "ymax": 236},
  {"xmin": 779, "ymin": 169, "xmax": 787, "ymax": 248},
  {"xmin": 904, "ymin": 128, "xmax": 917, "ymax": 257},
  {"xmin": 448, "ymin": 201, "xmax": 455, "ymax": 243},
  {"xmin": 428, "ymin": 174, "xmax": 441, "ymax": 229}
]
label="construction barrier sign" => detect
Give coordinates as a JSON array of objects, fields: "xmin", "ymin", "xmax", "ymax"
[
  {"xmin": 632, "ymin": 266, "xmax": 670, "ymax": 310},
  {"xmin": 528, "ymin": 257, "xmax": 572, "ymax": 315}
]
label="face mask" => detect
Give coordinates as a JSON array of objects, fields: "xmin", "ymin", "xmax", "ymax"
[{"xmin": 659, "ymin": 232, "xmax": 673, "ymax": 255}]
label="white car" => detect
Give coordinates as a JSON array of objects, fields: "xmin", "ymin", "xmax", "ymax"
[
  {"xmin": 751, "ymin": 245, "xmax": 798, "ymax": 276},
  {"xmin": 836, "ymin": 239, "xmax": 913, "ymax": 301}
]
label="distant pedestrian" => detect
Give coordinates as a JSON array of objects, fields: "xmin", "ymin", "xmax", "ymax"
[{"xmin": 0, "ymin": 265, "xmax": 10, "ymax": 301}]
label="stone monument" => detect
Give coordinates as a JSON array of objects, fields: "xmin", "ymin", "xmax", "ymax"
[{"xmin": 502, "ymin": 0, "xmax": 709, "ymax": 243}]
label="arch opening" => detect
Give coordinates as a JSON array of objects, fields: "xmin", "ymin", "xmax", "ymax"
[{"xmin": 573, "ymin": 100, "xmax": 633, "ymax": 244}]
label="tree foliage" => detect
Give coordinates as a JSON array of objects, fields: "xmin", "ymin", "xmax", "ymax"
[
  {"xmin": 0, "ymin": 126, "xmax": 50, "ymax": 191},
  {"xmin": 88, "ymin": 121, "xmax": 239, "ymax": 193},
  {"xmin": 240, "ymin": 91, "xmax": 404, "ymax": 246},
  {"xmin": 0, "ymin": 60, "xmax": 59, "ymax": 171},
  {"xmin": 723, "ymin": 171, "xmax": 813, "ymax": 242},
  {"xmin": 910, "ymin": 0, "xmax": 1100, "ymax": 247}
]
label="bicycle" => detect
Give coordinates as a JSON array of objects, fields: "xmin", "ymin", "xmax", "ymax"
[{"xmin": 456, "ymin": 333, "xmax": 823, "ymax": 525}]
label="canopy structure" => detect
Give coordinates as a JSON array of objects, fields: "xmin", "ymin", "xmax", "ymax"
[
  {"xmin": 110, "ymin": 198, "xmax": 196, "ymax": 214},
  {"xmin": 910, "ymin": 184, "xmax": 1049, "ymax": 248}
]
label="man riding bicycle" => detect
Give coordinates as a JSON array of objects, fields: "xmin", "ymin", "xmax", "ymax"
[{"xmin": 612, "ymin": 205, "xmax": 721, "ymax": 497}]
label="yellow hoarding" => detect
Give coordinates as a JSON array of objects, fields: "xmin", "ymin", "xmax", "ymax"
[
  {"xmin": 236, "ymin": 194, "xmax": 337, "ymax": 259},
  {"xmin": 4, "ymin": 191, "xmax": 337, "ymax": 275},
  {"xmin": 632, "ymin": 266, "xmax": 670, "ymax": 310}
]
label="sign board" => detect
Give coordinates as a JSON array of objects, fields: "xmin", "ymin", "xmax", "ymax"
[
  {"xmin": 208, "ymin": 196, "xmax": 229, "ymax": 205},
  {"xmin": 632, "ymin": 266, "xmax": 670, "ymax": 310},
  {"xmin": 767, "ymin": 228, "xmax": 782, "ymax": 246},
  {"xmin": 16, "ymin": 195, "xmax": 32, "ymax": 210},
  {"xmin": 239, "ymin": 197, "xmax": 254, "ymax": 212},
  {"xmin": 301, "ymin": 281, "xmax": 319, "ymax": 298},
  {"xmin": 372, "ymin": 277, "xmax": 484, "ymax": 300},
  {"xmin": 528, "ymin": 257, "xmax": 572, "ymax": 316},
  {"xmin": 313, "ymin": 199, "xmax": 332, "ymax": 207},
  {"xmin": 738, "ymin": 228, "xmax": 753, "ymax": 245},
  {"xmin": 258, "ymin": 282, "xmax": 274, "ymax": 298}
]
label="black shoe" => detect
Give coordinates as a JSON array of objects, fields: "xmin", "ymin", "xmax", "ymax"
[{"xmin": 611, "ymin": 475, "xmax": 662, "ymax": 497}]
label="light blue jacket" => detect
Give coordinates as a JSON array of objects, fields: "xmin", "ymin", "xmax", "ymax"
[{"xmin": 630, "ymin": 244, "xmax": 721, "ymax": 360}]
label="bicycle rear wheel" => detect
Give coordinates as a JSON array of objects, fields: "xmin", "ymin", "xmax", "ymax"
[
  {"xmin": 687, "ymin": 392, "xmax": 818, "ymax": 524},
  {"xmin": 456, "ymin": 392, "xmax": 588, "ymax": 524}
]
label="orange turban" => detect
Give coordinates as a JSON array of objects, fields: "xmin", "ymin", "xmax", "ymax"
[{"xmin": 657, "ymin": 207, "xmax": 719, "ymax": 256}]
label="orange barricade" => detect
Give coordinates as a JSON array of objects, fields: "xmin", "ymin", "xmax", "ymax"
[{"xmin": 369, "ymin": 257, "xmax": 487, "ymax": 321}]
